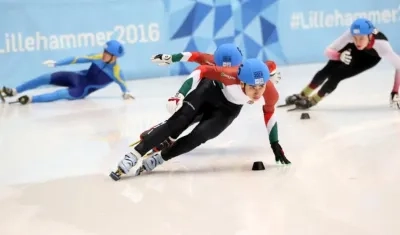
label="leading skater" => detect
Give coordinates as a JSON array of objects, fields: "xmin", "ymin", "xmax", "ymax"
[
  {"xmin": 0, "ymin": 40, "xmax": 134, "ymax": 104},
  {"xmin": 136, "ymin": 45, "xmax": 281, "ymax": 153},
  {"xmin": 285, "ymin": 18, "xmax": 400, "ymax": 109},
  {"xmin": 110, "ymin": 58, "xmax": 290, "ymax": 181}
]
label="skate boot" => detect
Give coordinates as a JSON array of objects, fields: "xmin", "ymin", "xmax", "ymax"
[
  {"xmin": 109, "ymin": 151, "xmax": 140, "ymax": 181},
  {"xmin": 142, "ymin": 152, "xmax": 165, "ymax": 172},
  {"xmin": 294, "ymin": 98, "xmax": 314, "ymax": 110},
  {"xmin": 285, "ymin": 94, "xmax": 303, "ymax": 105},
  {"xmin": 0, "ymin": 91, "xmax": 4, "ymax": 103},
  {"xmin": 17, "ymin": 95, "xmax": 31, "ymax": 105},
  {"xmin": 1, "ymin": 86, "xmax": 17, "ymax": 97}
]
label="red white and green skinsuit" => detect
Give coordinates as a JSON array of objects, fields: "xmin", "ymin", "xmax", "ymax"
[{"xmin": 168, "ymin": 51, "xmax": 280, "ymax": 145}]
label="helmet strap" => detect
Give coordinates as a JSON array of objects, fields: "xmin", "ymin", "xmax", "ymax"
[{"xmin": 240, "ymin": 82, "xmax": 247, "ymax": 94}]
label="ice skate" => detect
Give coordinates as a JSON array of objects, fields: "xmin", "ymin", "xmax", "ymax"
[
  {"xmin": 18, "ymin": 95, "xmax": 31, "ymax": 105},
  {"xmin": 286, "ymin": 94, "xmax": 303, "ymax": 105},
  {"xmin": 9, "ymin": 95, "xmax": 31, "ymax": 105},
  {"xmin": 1, "ymin": 87, "xmax": 16, "ymax": 97},
  {"xmin": 109, "ymin": 151, "xmax": 140, "ymax": 181},
  {"xmin": 142, "ymin": 152, "xmax": 165, "ymax": 172},
  {"xmin": 294, "ymin": 98, "xmax": 314, "ymax": 110},
  {"xmin": 0, "ymin": 91, "xmax": 5, "ymax": 103},
  {"xmin": 390, "ymin": 92, "xmax": 400, "ymax": 109},
  {"xmin": 278, "ymin": 94, "xmax": 304, "ymax": 108}
]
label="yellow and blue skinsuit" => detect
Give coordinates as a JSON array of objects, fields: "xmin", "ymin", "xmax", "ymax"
[{"xmin": 15, "ymin": 41, "xmax": 128, "ymax": 103}]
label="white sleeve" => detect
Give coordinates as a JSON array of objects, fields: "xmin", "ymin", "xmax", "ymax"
[
  {"xmin": 373, "ymin": 39, "xmax": 400, "ymax": 92},
  {"xmin": 373, "ymin": 40, "xmax": 400, "ymax": 70},
  {"xmin": 327, "ymin": 29, "xmax": 353, "ymax": 51}
]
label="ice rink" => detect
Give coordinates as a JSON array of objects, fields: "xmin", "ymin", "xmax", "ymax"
[{"xmin": 1, "ymin": 63, "xmax": 400, "ymax": 235}]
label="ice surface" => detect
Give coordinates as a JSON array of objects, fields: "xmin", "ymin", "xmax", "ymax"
[{"xmin": 0, "ymin": 62, "xmax": 399, "ymax": 235}]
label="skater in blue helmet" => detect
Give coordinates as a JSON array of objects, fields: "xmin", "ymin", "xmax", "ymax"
[
  {"xmin": 1, "ymin": 40, "xmax": 134, "ymax": 104},
  {"xmin": 111, "ymin": 57, "xmax": 290, "ymax": 181},
  {"xmin": 285, "ymin": 18, "xmax": 400, "ymax": 110}
]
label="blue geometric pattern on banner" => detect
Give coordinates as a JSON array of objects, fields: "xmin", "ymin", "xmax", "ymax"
[{"xmin": 165, "ymin": 0, "xmax": 286, "ymax": 75}]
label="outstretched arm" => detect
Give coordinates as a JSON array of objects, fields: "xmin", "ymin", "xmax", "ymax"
[
  {"xmin": 55, "ymin": 53, "xmax": 103, "ymax": 66},
  {"xmin": 262, "ymin": 82, "xmax": 291, "ymax": 164},
  {"xmin": 152, "ymin": 52, "xmax": 215, "ymax": 66},
  {"xmin": 262, "ymin": 82, "xmax": 279, "ymax": 144},
  {"xmin": 112, "ymin": 65, "xmax": 129, "ymax": 93},
  {"xmin": 374, "ymin": 40, "xmax": 400, "ymax": 93},
  {"xmin": 171, "ymin": 52, "xmax": 215, "ymax": 65}
]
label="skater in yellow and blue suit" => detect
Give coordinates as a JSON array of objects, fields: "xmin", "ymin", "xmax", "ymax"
[{"xmin": 1, "ymin": 40, "xmax": 134, "ymax": 104}]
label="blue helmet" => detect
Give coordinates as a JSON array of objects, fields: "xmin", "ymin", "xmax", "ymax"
[
  {"xmin": 213, "ymin": 43, "xmax": 243, "ymax": 67},
  {"xmin": 350, "ymin": 18, "xmax": 375, "ymax": 35},
  {"xmin": 237, "ymin": 58, "xmax": 270, "ymax": 86},
  {"xmin": 104, "ymin": 40, "xmax": 125, "ymax": 57}
]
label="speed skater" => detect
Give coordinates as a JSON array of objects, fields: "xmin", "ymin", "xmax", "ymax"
[
  {"xmin": 137, "ymin": 44, "xmax": 281, "ymax": 153},
  {"xmin": 285, "ymin": 17, "xmax": 400, "ymax": 110},
  {"xmin": 150, "ymin": 49, "xmax": 282, "ymax": 85},
  {"xmin": 0, "ymin": 40, "xmax": 134, "ymax": 105},
  {"xmin": 110, "ymin": 57, "xmax": 289, "ymax": 181}
]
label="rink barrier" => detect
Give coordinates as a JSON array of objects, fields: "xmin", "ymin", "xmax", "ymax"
[{"xmin": 1, "ymin": 0, "xmax": 400, "ymax": 87}]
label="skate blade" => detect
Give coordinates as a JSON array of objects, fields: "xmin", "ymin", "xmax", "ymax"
[
  {"xmin": 109, "ymin": 168, "xmax": 124, "ymax": 181},
  {"xmin": 129, "ymin": 139, "xmax": 141, "ymax": 147},
  {"xmin": 287, "ymin": 107, "xmax": 299, "ymax": 112},
  {"xmin": 277, "ymin": 104, "xmax": 294, "ymax": 108}
]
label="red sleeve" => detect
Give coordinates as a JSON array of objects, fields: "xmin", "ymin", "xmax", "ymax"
[
  {"xmin": 188, "ymin": 52, "xmax": 216, "ymax": 65},
  {"xmin": 198, "ymin": 65, "xmax": 240, "ymax": 86},
  {"xmin": 265, "ymin": 60, "xmax": 277, "ymax": 75},
  {"xmin": 262, "ymin": 81, "xmax": 279, "ymax": 123}
]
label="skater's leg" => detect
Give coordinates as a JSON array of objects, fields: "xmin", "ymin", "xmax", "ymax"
[
  {"xmin": 300, "ymin": 60, "xmax": 342, "ymax": 97},
  {"xmin": 141, "ymin": 106, "xmax": 241, "ymax": 172},
  {"xmin": 138, "ymin": 113, "xmax": 204, "ymax": 153},
  {"xmin": 296, "ymin": 55, "xmax": 381, "ymax": 108},
  {"xmin": 31, "ymin": 89, "xmax": 76, "ymax": 103},
  {"xmin": 10, "ymin": 74, "xmax": 52, "ymax": 95},
  {"xmin": 314, "ymin": 58, "xmax": 381, "ymax": 103},
  {"xmin": 19, "ymin": 86, "xmax": 86, "ymax": 104},
  {"xmin": 169, "ymin": 113, "xmax": 203, "ymax": 139},
  {"xmin": 284, "ymin": 60, "xmax": 342, "ymax": 105},
  {"xmin": 116, "ymin": 80, "xmax": 223, "ymax": 175},
  {"xmin": 48, "ymin": 71, "xmax": 81, "ymax": 87},
  {"xmin": 7, "ymin": 71, "xmax": 81, "ymax": 96},
  {"xmin": 162, "ymin": 106, "xmax": 241, "ymax": 159},
  {"xmin": 133, "ymin": 80, "xmax": 215, "ymax": 156}
]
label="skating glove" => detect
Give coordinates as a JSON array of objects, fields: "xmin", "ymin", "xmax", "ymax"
[
  {"xmin": 43, "ymin": 60, "xmax": 57, "ymax": 67},
  {"xmin": 151, "ymin": 54, "xmax": 172, "ymax": 66},
  {"xmin": 270, "ymin": 71, "xmax": 282, "ymax": 85},
  {"xmin": 271, "ymin": 141, "xmax": 291, "ymax": 164},
  {"xmin": 390, "ymin": 91, "xmax": 400, "ymax": 109},
  {"xmin": 122, "ymin": 92, "xmax": 135, "ymax": 100},
  {"xmin": 166, "ymin": 93, "xmax": 184, "ymax": 114},
  {"xmin": 339, "ymin": 50, "xmax": 352, "ymax": 65}
]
